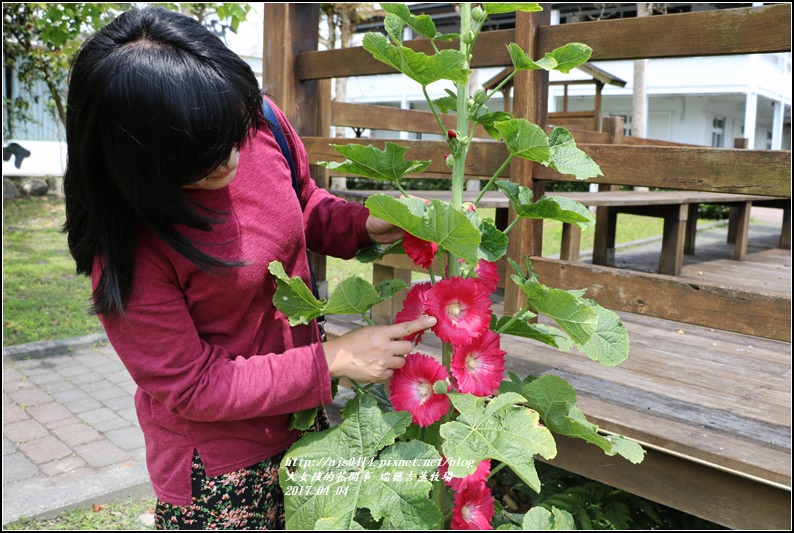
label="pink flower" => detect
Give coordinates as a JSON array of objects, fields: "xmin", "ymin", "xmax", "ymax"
[
  {"xmin": 425, "ymin": 277, "xmax": 492, "ymax": 347},
  {"xmin": 474, "ymin": 260, "xmax": 500, "ymax": 295},
  {"xmin": 439, "ymin": 457, "xmax": 491, "ymax": 492},
  {"xmin": 394, "ymin": 282, "xmax": 432, "ymax": 344},
  {"xmin": 452, "ymin": 481, "xmax": 495, "ymax": 530},
  {"xmin": 389, "ymin": 353, "xmax": 450, "ymax": 427},
  {"xmin": 451, "ymin": 330, "xmax": 506, "ymax": 397},
  {"xmin": 402, "ymin": 230, "xmax": 438, "ymax": 269}
]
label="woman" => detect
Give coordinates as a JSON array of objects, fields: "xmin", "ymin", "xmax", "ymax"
[{"xmin": 63, "ymin": 7, "xmax": 434, "ymax": 529}]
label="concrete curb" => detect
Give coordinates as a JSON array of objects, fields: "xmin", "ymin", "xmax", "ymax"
[
  {"xmin": 2, "ymin": 464, "xmax": 153, "ymax": 526},
  {"xmin": 3, "ymin": 333, "xmax": 109, "ymax": 362}
]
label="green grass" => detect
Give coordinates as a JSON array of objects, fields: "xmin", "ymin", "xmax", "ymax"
[
  {"xmin": 3, "ymin": 197, "xmax": 104, "ymax": 346},
  {"xmin": 4, "ymin": 494, "xmax": 157, "ymax": 530}
]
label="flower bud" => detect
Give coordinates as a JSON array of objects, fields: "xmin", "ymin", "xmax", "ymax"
[
  {"xmin": 445, "ymin": 154, "xmax": 454, "ymax": 168},
  {"xmin": 447, "ymin": 129, "xmax": 457, "ymax": 139},
  {"xmin": 471, "ymin": 6, "xmax": 484, "ymax": 21},
  {"xmin": 461, "ymin": 30, "xmax": 475, "ymax": 45},
  {"xmin": 473, "ymin": 89, "xmax": 488, "ymax": 105}
]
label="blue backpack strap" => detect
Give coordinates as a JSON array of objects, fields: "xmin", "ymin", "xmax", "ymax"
[
  {"xmin": 261, "ymin": 99, "xmax": 299, "ymax": 196},
  {"xmin": 261, "ymin": 99, "xmax": 326, "ymax": 339}
]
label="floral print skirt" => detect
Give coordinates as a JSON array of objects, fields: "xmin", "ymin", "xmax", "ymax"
[{"xmin": 154, "ymin": 409, "xmax": 329, "ymax": 530}]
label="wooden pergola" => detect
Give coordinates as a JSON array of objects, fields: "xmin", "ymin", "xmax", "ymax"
[{"xmin": 484, "ymin": 63, "xmax": 627, "ymax": 131}]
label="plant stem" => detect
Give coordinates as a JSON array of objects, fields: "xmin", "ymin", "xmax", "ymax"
[
  {"xmin": 362, "ymin": 313, "xmax": 376, "ymax": 326},
  {"xmin": 503, "ymin": 216, "xmax": 520, "ymax": 235},
  {"xmin": 494, "ymin": 304, "xmax": 533, "ymax": 335},
  {"xmin": 423, "ymin": 85, "xmax": 447, "ymax": 136},
  {"xmin": 474, "ymin": 155, "xmax": 513, "ymax": 206}
]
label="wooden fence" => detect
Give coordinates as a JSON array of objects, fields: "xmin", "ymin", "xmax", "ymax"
[{"xmin": 262, "ymin": 3, "xmax": 791, "ymax": 528}]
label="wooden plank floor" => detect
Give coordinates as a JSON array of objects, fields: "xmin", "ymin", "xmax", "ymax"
[{"xmin": 322, "ymin": 216, "xmax": 791, "ymax": 530}]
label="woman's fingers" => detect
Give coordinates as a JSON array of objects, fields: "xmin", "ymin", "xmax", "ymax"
[{"xmin": 389, "ymin": 316, "xmax": 436, "ymax": 341}]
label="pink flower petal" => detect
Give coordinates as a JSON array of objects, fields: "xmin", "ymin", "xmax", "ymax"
[
  {"xmin": 394, "ymin": 282, "xmax": 432, "ymax": 343},
  {"xmin": 402, "ymin": 231, "xmax": 438, "ymax": 269},
  {"xmin": 439, "ymin": 457, "xmax": 491, "ymax": 492},
  {"xmin": 452, "ymin": 480, "xmax": 495, "ymax": 530},
  {"xmin": 474, "ymin": 260, "xmax": 500, "ymax": 295},
  {"xmin": 389, "ymin": 353, "xmax": 450, "ymax": 427},
  {"xmin": 425, "ymin": 277, "xmax": 492, "ymax": 347},
  {"xmin": 451, "ymin": 330, "xmax": 506, "ymax": 397}
]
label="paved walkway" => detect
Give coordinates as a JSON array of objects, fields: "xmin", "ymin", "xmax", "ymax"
[
  {"xmin": 2, "ymin": 207, "xmax": 787, "ymax": 526},
  {"xmin": 2, "ymin": 334, "xmax": 151, "ymax": 526}
]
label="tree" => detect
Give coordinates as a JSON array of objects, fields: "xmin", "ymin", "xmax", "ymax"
[{"xmin": 2, "ymin": 3, "xmax": 251, "ymax": 139}]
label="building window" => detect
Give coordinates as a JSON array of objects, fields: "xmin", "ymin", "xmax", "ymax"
[{"xmin": 711, "ymin": 117, "xmax": 725, "ymax": 147}]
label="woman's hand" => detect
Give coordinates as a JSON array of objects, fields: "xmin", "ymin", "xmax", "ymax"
[
  {"xmin": 366, "ymin": 215, "xmax": 403, "ymax": 244},
  {"xmin": 322, "ymin": 316, "xmax": 436, "ymax": 383}
]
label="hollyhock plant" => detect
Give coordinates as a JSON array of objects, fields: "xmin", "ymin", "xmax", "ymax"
[
  {"xmin": 451, "ymin": 330, "xmax": 506, "ymax": 397},
  {"xmin": 425, "ymin": 277, "xmax": 492, "ymax": 346},
  {"xmin": 402, "ymin": 230, "xmax": 438, "ymax": 269},
  {"xmin": 451, "ymin": 481, "xmax": 495, "ymax": 530},
  {"xmin": 395, "ymin": 282, "xmax": 432, "ymax": 343},
  {"xmin": 439, "ymin": 456, "xmax": 491, "ymax": 492},
  {"xmin": 390, "ymin": 353, "xmax": 450, "ymax": 427}
]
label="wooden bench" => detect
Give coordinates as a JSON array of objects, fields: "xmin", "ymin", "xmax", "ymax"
[{"xmin": 330, "ymin": 188, "xmax": 789, "ymax": 277}]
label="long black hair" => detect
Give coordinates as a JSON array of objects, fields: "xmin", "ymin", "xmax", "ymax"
[{"xmin": 63, "ymin": 7, "xmax": 265, "ymax": 316}]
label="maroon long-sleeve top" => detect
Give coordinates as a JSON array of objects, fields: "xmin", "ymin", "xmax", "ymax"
[{"xmin": 94, "ymin": 100, "xmax": 371, "ymax": 505}]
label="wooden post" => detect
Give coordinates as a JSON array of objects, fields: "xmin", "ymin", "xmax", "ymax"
[
  {"xmin": 504, "ymin": 6, "xmax": 550, "ymax": 315},
  {"xmin": 591, "ymin": 116, "xmax": 623, "ymax": 266},
  {"xmin": 262, "ymin": 4, "xmax": 329, "ymax": 292},
  {"xmin": 685, "ymin": 204, "xmax": 699, "ymax": 254},
  {"xmin": 658, "ymin": 204, "xmax": 689, "ymax": 275}
]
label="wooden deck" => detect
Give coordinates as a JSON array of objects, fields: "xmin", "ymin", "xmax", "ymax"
[{"xmin": 322, "ymin": 220, "xmax": 791, "ymax": 530}]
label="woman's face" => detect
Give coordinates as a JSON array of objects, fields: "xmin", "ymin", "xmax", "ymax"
[{"xmin": 184, "ymin": 148, "xmax": 240, "ymax": 190}]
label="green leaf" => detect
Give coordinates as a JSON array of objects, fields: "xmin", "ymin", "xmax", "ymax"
[
  {"xmin": 574, "ymin": 299, "xmax": 630, "ymax": 367},
  {"xmin": 365, "ymin": 195, "xmax": 481, "ymax": 262},
  {"xmin": 496, "ymin": 182, "xmax": 595, "ymax": 229},
  {"xmin": 507, "ymin": 43, "xmax": 558, "ymax": 71},
  {"xmin": 545, "ymin": 43, "xmax": 593, "ymax": 74},
  {"xmin": 484, "ymin": 3, "xmax": 543, "ymax": 14},
  {"xmin": 384, "ymin": 13, "xmax": 405, "ymax": 45},
  {"xmin": 381, "ymin": 3, "xmax": 438, "ymax": 40},
  {"xmin": 510, "ymin": 259, "xmax": 598, "ymax": 344},
  {"xmin": 280, "ymin": 394, "xmax": 442, "ymax": 529},
  {"xmin": 324, "ymin": 277, "xmax": 383, "ymax": 315},
  {"xmin": 363, "ymin": 33, "xmax": 470, "ymax": 86},
  {"xmin": 494, "ymin": 316, "xmax": 573, "ymax": 351},
  {"xmin": 289, "ymin": 407, "xmax": 319, "ymax": 431},
  {"xmin": 494, "ymin": 119, "xmax": 550, "ymax": 163},
  {"xmin": 432, "ymin": 93, "xmax": 458, "ymax": 114},
  {"xmin": 474, "ymin": 111, "xmax": 515, "ymax": 140},
  {"xmin": 268, "ymin": 261, "xmax": 324, "ymax": 326},
  {"xmin": 546, "ymin": 127, "xmax": 602, "ymax": 180},
  {"xmin": 477, "ymin": 217, "xmax": 509, "ymax": 262},
  {"xmin": 523, "ymin": 506, "xmax": 577, "ymax": 530},
  {"xmin": 318, "ymin": 142, "xmax": 431, "ymax": 182},
  {"xmin": 355, "ymin": 240, "xmax": 406, "ymax": 264},
  {"xmin": 375, "ymin": 278, "xmax": 410, "ymax": 301},
  {"xmin": 440, "ymin": 392, "xmax": 557, "ymax": 493},
  {"xmin": 521, "ymin": 375, "xmax": 645, "ymax": 464}
]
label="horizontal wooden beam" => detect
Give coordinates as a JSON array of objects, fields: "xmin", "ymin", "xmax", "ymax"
[
  {"xmin": 540, "ymin": 3, "xmax": 791, "ymax": 60},
  {"xmin": 546, "ymin": 435, "xmax": 791, "ymax": 530},
  {"xmin": 530, "ymin": 257, "xmax": 791, "ymax": 342},
  {"xmin": 537, "ymin": 145, "xmax": 792, "ymax": 198},
  {"xmin": 296, "ymin": 29, "xmax": 516, "ymax": 81},
  {"xmin": 330, "ymin": 102, "xmax": 491, "ymax": 138},
  {"xmin": 295, "ymin": 5, "xmax": 789, "ymax": 81}
]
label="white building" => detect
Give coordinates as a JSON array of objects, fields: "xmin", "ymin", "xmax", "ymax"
[{"xmin": 3, "ymin": 3, "xmax": 790, "ymax": 179}]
